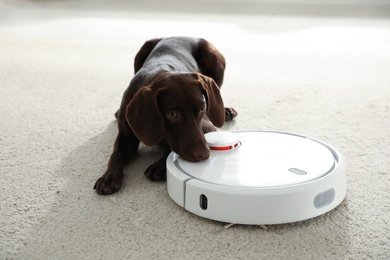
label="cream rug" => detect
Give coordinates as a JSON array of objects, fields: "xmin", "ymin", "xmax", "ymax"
[{"xmin": 1, "ymin": 0, "xmax": 389, "ymax": 259}]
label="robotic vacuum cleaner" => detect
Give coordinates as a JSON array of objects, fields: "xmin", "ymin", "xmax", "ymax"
[{"xmin": 166, "ymin": 131, "xmax": 347, "ymax": 225}]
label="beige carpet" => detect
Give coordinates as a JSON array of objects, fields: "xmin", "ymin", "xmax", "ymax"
[{"xmin": 1, "ymin": 0, "xmax": 389, "ymax": 259}]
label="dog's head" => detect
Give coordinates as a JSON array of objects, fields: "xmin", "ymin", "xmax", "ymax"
[{"xmin": 125, "ymin": 72, "xmax": 225, "ymax": 162}]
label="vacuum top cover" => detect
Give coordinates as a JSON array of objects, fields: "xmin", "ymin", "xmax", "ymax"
[{"xmin": 175, "ymin": 131, "xmax": 336, "ymax": 188}]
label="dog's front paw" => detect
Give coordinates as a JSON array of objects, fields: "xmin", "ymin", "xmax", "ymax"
[
  {"xmin": 144, "ymin": 161, "xmax": 167, "ymax": 181},
  {"xmin": 94, "ymin": 170, "xmax": 124, "ymax": 195},
  {"xmin": 225, "ymin": 107, "xmax": 238, "ymax": 121}
]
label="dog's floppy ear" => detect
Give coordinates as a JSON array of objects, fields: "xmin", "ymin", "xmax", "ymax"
[
  {"xmin": 193, "ymin": 73, "xmax": 225, "ymax": 127},
  {"xmin": 125, "ymin": 86, "xmax": 164, "ymax": 146}
]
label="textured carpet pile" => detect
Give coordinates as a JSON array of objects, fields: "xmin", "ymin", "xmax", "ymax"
[{"xmin": 1, "ymin": 1, "xmax": 389, "ymax": 259}]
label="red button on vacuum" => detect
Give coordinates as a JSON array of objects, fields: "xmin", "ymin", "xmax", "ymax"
[
  {"xmin": 206, "ymin": 131, "xmax": 240, "ymax": 151},
  {"xmin": 209, "ymin": 142, "xmax": 240, "ymax": 151}
]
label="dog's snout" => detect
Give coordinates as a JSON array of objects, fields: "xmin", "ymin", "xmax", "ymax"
[
  {"xmin": 193, "ymin": 148, "xmax": 210, "ymax": 161},
  {"xmin": 176, "ymin": 141, "xmax": 210, "ymax": 162}
]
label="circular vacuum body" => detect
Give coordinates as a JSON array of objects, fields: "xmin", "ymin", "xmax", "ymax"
[{"xmin": 166, "ymin": 131, "xmax": 347, "ymax": 225}]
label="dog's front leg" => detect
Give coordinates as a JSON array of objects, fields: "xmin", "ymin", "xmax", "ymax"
[
  {"xmin": 94, "ymin": 132, "xmax": 140, "ymax": 195},
  {"xmin": 144, "ymin": 149, "xmax": 171, "ymax": 181}
]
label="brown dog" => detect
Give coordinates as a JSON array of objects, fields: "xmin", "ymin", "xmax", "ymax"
[{"xmin": 94, "ymin": 37, "xmax": 237, "ymax": 195}]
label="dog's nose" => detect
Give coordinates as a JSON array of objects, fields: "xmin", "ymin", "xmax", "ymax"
[{"xmin": 193, "ymin": 148, "xmax": 210, "ymax": 161}]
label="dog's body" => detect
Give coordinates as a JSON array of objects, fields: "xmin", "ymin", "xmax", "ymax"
[{"xmin": 94, "ymin": 37, "xmax": 237, "ymax": 195}]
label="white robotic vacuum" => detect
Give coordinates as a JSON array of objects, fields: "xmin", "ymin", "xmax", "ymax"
[{"xmin": 166, "ymin": 131, "xmax": 347, "ymax": 225}]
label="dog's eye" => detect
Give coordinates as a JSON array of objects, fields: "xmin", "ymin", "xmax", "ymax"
[
  {"xmin": 167, "ymin": 111, "xmax": 178, "ymax": 119},
  {"xmin": 199, "ymin": 105, "xmax": 206, "ymax": 114}
]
